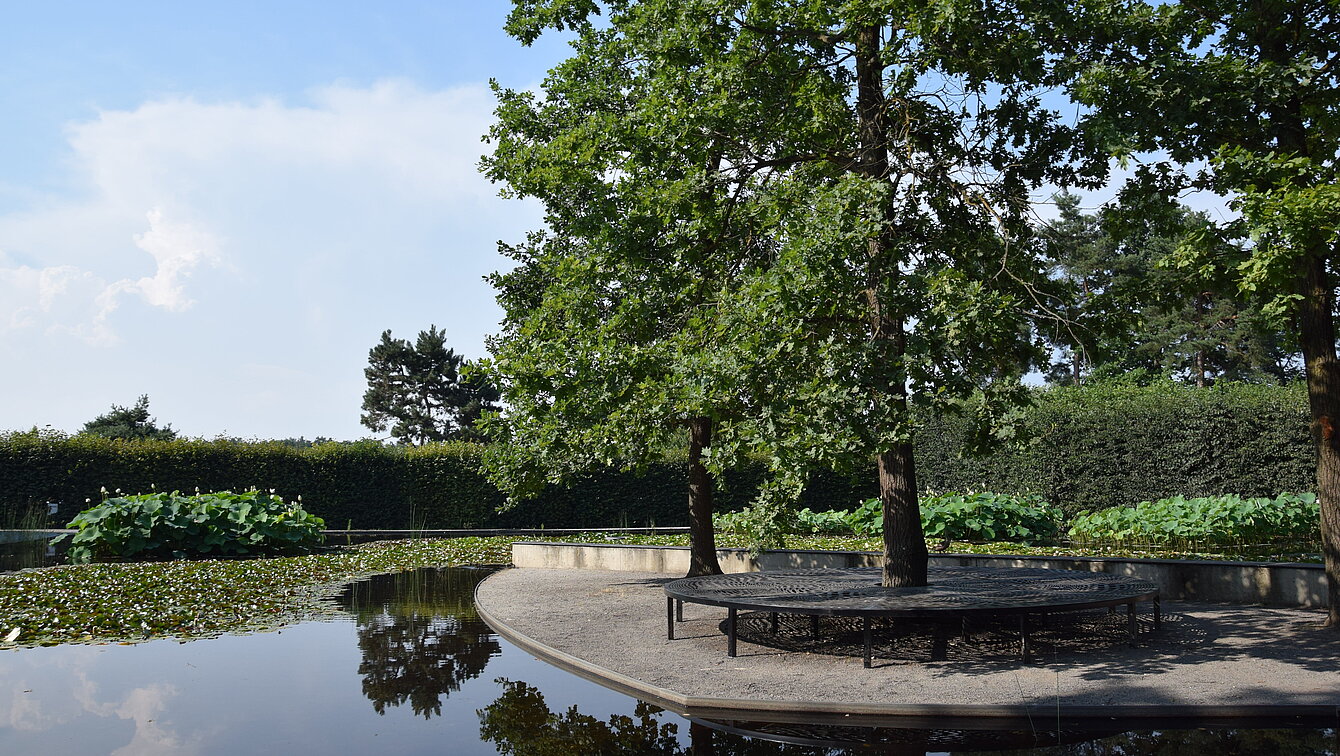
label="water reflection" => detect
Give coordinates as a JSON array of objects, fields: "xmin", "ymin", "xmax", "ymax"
[
  {"xmin": 0, "ymin": 531, "xmax": 66, "ymax": 572},
  {"xmin": 476, "ymin": 682, "xmax": 1336, "ymax": 756},
  {"xmin": 334, "ymin": 567, "xmax": 501, "ymax": 719},
  {"xmin": 479, "ymin": 680, "xmax": 827, "ymax": 755}
]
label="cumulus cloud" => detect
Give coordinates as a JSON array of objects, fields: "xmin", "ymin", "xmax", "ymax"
[
  {"xmin": 0, "ymin": 209, "xmax": 218, "ymax": 346},
  {"xmin": 0, "ymin": 79, "xmax": 539, "ymax": 438}
]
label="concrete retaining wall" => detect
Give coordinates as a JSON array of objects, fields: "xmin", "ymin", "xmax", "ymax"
[{"xmin": 511, "ymin": 541, "xmax": 1329, "ymax": 609}]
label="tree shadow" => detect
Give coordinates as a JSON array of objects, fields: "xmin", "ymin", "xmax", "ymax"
[{"xmin": 725, "ymin": 602, "xmax": 1340, "ymax": 684}]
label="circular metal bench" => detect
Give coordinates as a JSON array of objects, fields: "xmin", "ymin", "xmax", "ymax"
[{"xmin": 664, "ymin": 566, "xmax": 1161, "ymax": 667}]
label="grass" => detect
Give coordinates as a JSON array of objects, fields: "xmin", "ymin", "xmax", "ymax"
[{"xmin": 0, "ymin": 532, "xmax": 1320, "ymax": 649}]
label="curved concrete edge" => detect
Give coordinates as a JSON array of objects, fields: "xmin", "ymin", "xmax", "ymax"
[{"xmin": 474, "ymin": 569, "xmax": 1340, "ymax": 728}]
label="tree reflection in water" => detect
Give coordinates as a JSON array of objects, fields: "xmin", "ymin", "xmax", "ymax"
[
  {"xmin": 336, "ymin": 566, "xmax": 501, "ymax": 718},
  {"xmin": 479, "ymin": 679, "xmax": 864, "ymax": 756},
  {"xmin": 479, "ymin": 680, "xmax": 1338, "ymax": 756}
]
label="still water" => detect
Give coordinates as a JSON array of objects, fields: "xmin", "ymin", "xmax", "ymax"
[{"xmin": 0, "ymin": 567, "xmax": 1334, "ymax": 755}]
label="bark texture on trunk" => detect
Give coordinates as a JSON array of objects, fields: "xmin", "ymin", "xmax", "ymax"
[
  {"xmin": 1253, "ymin": 0, "xmax": 1339, "ymax": 627},
  {"xmin": 878, "ymin": 443, "xmax": 929, "ymax": 586},
  {"xmin": 686, "ymin": 416, "xmax": 723, "ymax": 577},
  {"xmin": 855, "ymin": 24, "xmax": 929, "ymax": 588},
  {"xmin": 1298, "ymin": 257, "xmax": 1340, "ymax": 626}
]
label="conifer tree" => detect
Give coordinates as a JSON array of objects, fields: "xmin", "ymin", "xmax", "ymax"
[
  {"xmin": 80, "ymin": 395, "xmax": 177, "ymax": 441},
  {"xmin": 361, "ymin": 326, "xmax": 499, "ymax": 444}
]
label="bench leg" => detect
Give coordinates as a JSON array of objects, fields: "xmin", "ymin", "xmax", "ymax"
[
  {"xmin": 770, "ymin": 612, "xmax": 779, "ymax": 634},
  {"xmin": 666, "ymin": 596, "xmax": 675, "ymax": 640},
  {"xmin": 863, "ymin": 617, "xmax": 873, "ymax": 668},
  {"xmin": 727, "ymin": 607, "xmax": 737, "ymax": 657},
  {"xmin": 676, "ymin": 599, "xmax": 683, "ymax": 623},
  {"xmin": 1154, "ymin": 597, "xmax": 1162, "ymax": 630},
  {"xmin": 1127, "ymin": 602, "xmax": 1138, "ymax": 646},
  {"xmin": 1019, "ymin": 614, "xmax": 1030, "ymax": 661},
  {"xmin": 810, "ymin": 615, "xmax": 820, "ymax": 639}
]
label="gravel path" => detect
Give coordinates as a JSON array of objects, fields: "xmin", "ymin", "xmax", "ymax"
[{"xmin": 476, "ymin": 567, "xmax": 1340, "ymax": 718}]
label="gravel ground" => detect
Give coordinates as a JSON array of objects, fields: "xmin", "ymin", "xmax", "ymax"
[{"xmin": 476, "ymin": 567, "xmax": 1340, "ymax": 716}]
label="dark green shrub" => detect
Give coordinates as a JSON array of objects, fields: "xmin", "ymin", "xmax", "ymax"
[
  {"xmin": 1068, "ymin": 493, "xmax": 1319, "ymax": 547},
  {"xmin": 718, "ymin": 492, "xmax": 1063, "ymax": 545},
  {"xmin": 56, "ymin": 489, "xmax": 325, "ymax": 563}
]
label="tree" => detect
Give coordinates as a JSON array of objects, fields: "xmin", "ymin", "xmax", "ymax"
[
  {"xmin": 1068, "ymin": 0, "xmax": 1340, "ymax": 623},
  {"xmin": 481, "ymin": 2, "xmax": 813, "ymax": 576},
  {"xmin": 1040, "ymin": 193, "xmax": 1298, "ymax": 386},
  {"xmin": 494, "ymin": 0, "xmax": 1067, "ymax": 586},
  {"xmin": 360, "ymin": 326, "xmax": 500, "ymax": 445},
  {"xmin": 79, "ymin": 395, "xmax": 177, "ymax": 441}
]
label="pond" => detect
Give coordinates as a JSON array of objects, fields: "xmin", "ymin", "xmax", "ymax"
[{"xmin": 0, "ymin": 566, "xmax": 1335, "ymax": 755}]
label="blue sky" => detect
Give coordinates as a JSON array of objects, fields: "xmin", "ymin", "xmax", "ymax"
[{"xmin": 0, "ymin": 2, "xmax": 572, "ymax": 440}]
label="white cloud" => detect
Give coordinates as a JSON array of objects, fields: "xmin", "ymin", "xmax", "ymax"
[
  {"xmin": 0, "ymin": 208, "xmax": 220, "ymax": 346},
  {"xmin": 0, "ymin": 79, "xmax": 538, "ymax": 438}
]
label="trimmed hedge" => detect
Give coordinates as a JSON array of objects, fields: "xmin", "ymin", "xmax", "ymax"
[
  {"xmin": 0, "ymin": 431, "xmax": 867, "ymax": 530},
  {"xmin": 0, "ymin": 381, "xmax": 1316, "ymax": 528},
  {"xmin": 917, "ymin": 381, "xmax": 1312, "ymax": 517}
]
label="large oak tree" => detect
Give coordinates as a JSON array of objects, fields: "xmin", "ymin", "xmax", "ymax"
[{"xmin": 488, "ymin": 0, "xmax": 1067, "ymax": 585}]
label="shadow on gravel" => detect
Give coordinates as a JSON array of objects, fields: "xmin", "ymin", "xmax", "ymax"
[{"xmin": 720, "ymin": 604, "xmax": 1340, "ymax": 679}]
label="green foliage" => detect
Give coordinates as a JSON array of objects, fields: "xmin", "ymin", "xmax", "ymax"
[
  {"xmin": 715, "ymin": 492, "xmax": 1063, "ymax": 545},
  {"xmin": 918, "ymin": 493, "xmax": 1062, "ymax": 544},
  {"xmin": 58, "ymin": 490, "xmax": 324, "ymax": 563},
  {"xmin": 361, "ymin": 326, "xmax": 499, "ymax": 445},
  {"xmin": 0, "ymin": 430, "xmax": 400, "ymax": 529},
  {"xmin": 1039, "ymin": 193, "xmax": 1296, "ymax": 386},
  {"xmin": 486, "ymin": 0, "xmax": 1078, "ymax": 581},
  {"xmin": 1069, "ymin": 493, "xmax": 1319, "ymax": 548},
  {"xmin": 80, "ymin": 395, "xmax": 177, "ymax": 441}
]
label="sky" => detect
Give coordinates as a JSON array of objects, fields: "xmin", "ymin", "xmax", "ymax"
[
  {"xmin": 0, "ymin": 4, "xmax": 1232, "ymax": 442},
  {"xmin": 0, "ymin": 2, "xmax": 574, "ymax": 440}
]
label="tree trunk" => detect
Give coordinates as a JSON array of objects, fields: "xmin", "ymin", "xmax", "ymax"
[
  {"xmin": 855, "ymin": 23, "xmax": 929, "ymax": 588},
  {"xmin": 1297, "ymin": 257, "xmax": 1340, "ymax": 627},
  {"xmin": 1255, "ymin": 8, "xmax": 1338, "ymax": 624},
  {"xmin": 686, "ymin": 416, "xmax": 723, "ymax": 577},
  {"xmin": 879, "ymin": 443, "xmax": 928, "ymax": 586}
]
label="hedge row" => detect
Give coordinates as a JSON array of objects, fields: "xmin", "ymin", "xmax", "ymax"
[
  {"xmin": 0, "ymin": 381, "xmax": 1316, "ymax": 528},
  {"xmin": 917, "ymin": 381, "xmax": 1313, "ymax": 516},
  {"xmin": 0, "ymin": 432, "xmax": 871, "ymax": 529}
]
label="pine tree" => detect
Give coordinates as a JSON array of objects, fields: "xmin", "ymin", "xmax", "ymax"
[
  {"xmin": 360, "ymin": 326, "xmax": 499, "ymax": 444},
  {"xmin": 1040, "ymin": 193, "xmax": 1297, "ymax": 386},
  {"xmin": 80, "ymin": 395, "xmax": 177, "ymax": 441}
]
